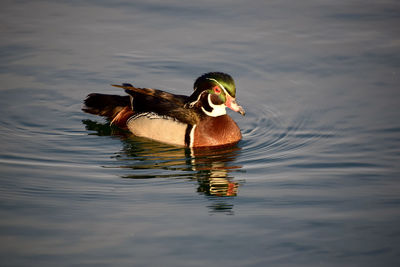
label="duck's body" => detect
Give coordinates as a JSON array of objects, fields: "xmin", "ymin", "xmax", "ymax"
[{"xmin": 83, "ymin": 72, "xmax": 245, "ymax": 148}]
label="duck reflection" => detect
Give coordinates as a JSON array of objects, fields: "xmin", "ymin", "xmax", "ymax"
[
  {"xmin": 83, "ymin": 120, "xmax": 243, "ymax": 213},
  {"xmin": 189, "ymin": 147, "xmax": 241, "ymax": 197}
]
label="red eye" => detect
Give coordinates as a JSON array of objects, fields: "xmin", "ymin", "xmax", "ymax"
[{"xmin": 213, "ymin": 86, "xmax": 221, "ymax": 94}]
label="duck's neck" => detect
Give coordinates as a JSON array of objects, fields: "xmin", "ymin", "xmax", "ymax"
[{"xmin": 200, "ymin": 94, "xmax": 226, "ymax": 117}]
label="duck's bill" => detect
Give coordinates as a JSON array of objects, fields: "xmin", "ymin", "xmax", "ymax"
[{"xmin": 226, "ymin": 95, "xmax": 245, "ymax": 116}]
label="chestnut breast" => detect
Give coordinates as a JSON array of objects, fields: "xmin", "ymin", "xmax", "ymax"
[{"xmin": 192, "ymin": 114, "xmax": 242, "ymax": 147}]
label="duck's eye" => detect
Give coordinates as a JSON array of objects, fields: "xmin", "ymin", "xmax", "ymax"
[{"xmin": 213, "ymin": 86, "xmax": 221, "ymax": 94}]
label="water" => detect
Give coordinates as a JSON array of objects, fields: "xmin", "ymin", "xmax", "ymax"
[{"xmin": 1, "ymin": 0, "xmax": 400, "ymax": 266}]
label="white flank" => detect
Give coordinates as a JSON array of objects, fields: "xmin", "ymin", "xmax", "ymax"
[{"xmin": 127, "ymin": 112, "xmax": 186, "ymax": 146}]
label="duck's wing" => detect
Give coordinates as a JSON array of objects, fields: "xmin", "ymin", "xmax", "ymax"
[
  {"xmin": 112, "ymin": 84, "xmax": 187, "ymax": 105},
  {"xmin": 112, "ymin": 84, "xmax": 200, "ymax": 125}
]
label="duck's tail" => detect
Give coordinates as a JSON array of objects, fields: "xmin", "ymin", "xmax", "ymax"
[{"xmin": 82, "ymin": 93, "xmax": 133, "ymax": 129}]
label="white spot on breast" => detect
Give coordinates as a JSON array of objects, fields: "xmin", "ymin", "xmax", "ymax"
[{"xmin": 127, "ymin": 112, "xmax": 187, "ymax": 146}]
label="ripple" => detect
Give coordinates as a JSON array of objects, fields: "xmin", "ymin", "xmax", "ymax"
[{"xmin": 239, "ymin": 103, "xmax": 336, "ymax": 171}]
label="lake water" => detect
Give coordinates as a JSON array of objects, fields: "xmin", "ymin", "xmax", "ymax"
[{"xmin": 1, "ymin": 0, "xmax": 400, "ymax": 266}]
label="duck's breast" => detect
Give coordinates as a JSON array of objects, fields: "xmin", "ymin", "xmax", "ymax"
[{"xmin": 192, "ymin": 115, "xmax": 242, "ymax": 147}]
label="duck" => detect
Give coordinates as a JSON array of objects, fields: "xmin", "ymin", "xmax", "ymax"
[{"xmin": 83, "ymin": 72, "xmax": 245, "ymax": 147}]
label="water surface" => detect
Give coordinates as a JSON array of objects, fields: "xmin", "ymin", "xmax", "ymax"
[{"xmin": 1, "ymin": 0, "xmax": 400, "ymax": 266}]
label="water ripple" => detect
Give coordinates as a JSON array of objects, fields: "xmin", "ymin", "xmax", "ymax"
[{"xmin": 239, "ymin": 103, "xmax": 336, "ymax": 171}]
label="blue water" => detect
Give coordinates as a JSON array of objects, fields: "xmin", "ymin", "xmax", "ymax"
[{"xmin": 1, "ymin": 1, "xmax": 400, "ymax": 266}]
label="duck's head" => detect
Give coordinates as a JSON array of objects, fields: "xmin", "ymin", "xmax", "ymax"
[{"xmin": 185, "ymin": 72, "xmax": 245, "ymax": 117}]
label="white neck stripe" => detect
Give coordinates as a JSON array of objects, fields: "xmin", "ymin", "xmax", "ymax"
[
  {"xmin": 187, "ymin": 88, "xmax": 205, "ymax": 108},
  {"xmin": 201, "ymin": 94, "xmax": 226, "ymax": 117}
]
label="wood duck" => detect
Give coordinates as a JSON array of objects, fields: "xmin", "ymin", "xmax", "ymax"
[{"xmin": 83, "ymin": 72, "xmax": 245, "ymax": 147}]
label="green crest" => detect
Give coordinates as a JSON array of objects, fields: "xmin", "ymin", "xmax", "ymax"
[{"xmin": 194, "ymin": 72, "xmax": 236, "ymax": 98}]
